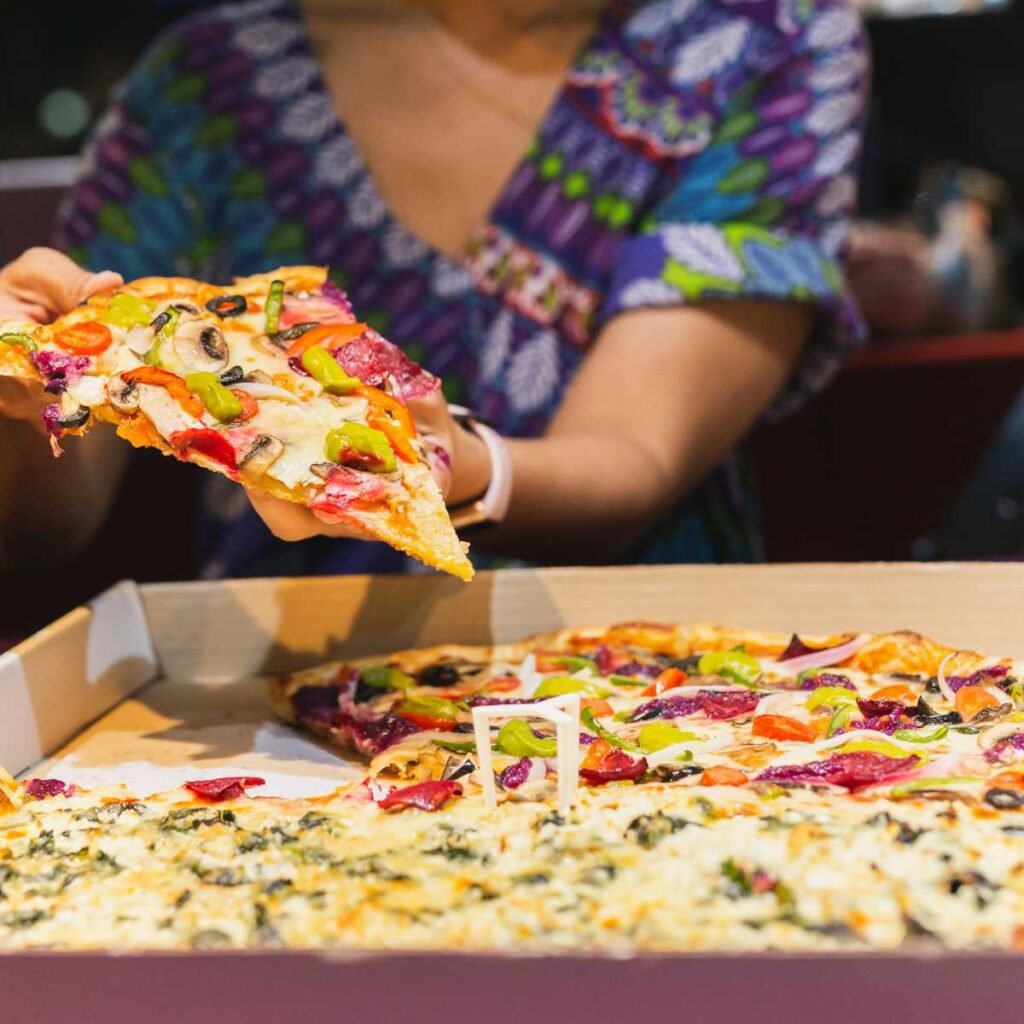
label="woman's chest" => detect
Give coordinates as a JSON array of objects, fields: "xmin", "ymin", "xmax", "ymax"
[{"xmin": 306, "ymin": 15, "xmax": 588, "ymax": 259}]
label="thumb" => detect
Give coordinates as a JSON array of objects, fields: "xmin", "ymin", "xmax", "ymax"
[{"xmin": 77, "ymin": 270, "xmax": 124, "ymax": 303}]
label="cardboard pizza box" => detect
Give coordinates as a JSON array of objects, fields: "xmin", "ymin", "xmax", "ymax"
[{"xmin": 2, "ymin": 563, "xmax": 1024, "ymax": 1024}]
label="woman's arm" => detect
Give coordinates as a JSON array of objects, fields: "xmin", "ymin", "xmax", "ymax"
[
  {"xmin": 248, "ymin": 298, "xmax": 809, "ymax": 561},
  {"xmin": 0, "ymin": 250, "xmax": 128, "ymax": 569},
  {"xmin": 490, "ymin": 300, "xmax": 809, "ymax": 562}
]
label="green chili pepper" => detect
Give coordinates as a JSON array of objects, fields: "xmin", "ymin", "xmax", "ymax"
[
  {"xmin": 144, "ymin": 308, "xmax": 181, "ymax": 366},
  {"xmin": 1009, "ymin": 681, "xmax": 1024, "ymax": 710},
  {"xmin": 185, "ymin": 371, "xmax": 243, "ymax": 423},
  {"xmin": 395, "ymin": 695, "xmax": 460, "ymax": 722},
  {"xmin": 0, "ymin": 332, "xmax": 37, "ymax": 352},
  {"xmin": 301, "ymin": 345, "xmax": 361, "ymax": 396},
  {"xmin": 826, "ymin": 703, "xmax": 854, "ymax": 738},
  {"xmin": 697, "ymin": 649, "xmax": 762, "ymax": 688},
  {"xmin": 637, "ymin": 721, "xmax": 700, "ymax": 753},
  {"xmin": 102, "ymin": 293, "xmax": 156, "ymax": 328},
  {"xmin": 839, "ymin": 737, "xmax": 918, "ymax": 759},
  {"xmin": 551, "ymin": 655, "xmax": 598, "ymax": 676},
  {"xmin": 264, "ymin": 279, "xmax": 284, "ymax": 336},
  {"xmin": 360, "ymin": 665, "xmax": 415, "ymax": 691},
  {"xmin": 893, "ymin": 725, "xmax": 949, "ymax": 744},
  {"xmin": 607, "ymin": 674, "xmax": 650, "ymax": 687},
  {"xmin": 581, "ymin": 707, "xmax": 642, "ymax": 753},
  {"xmin": 805, "ymin": 686, "xmax": 859, "ymax": 711},
  {"xmin": 434, "ymin": 739, "xmax": 477, "ymax": 754},
  {"xmin": 496, "ymin": 720, "xmax": 557, "ymax": 758},
  {"xmin": 889, "ymin": 777, "xmax": 979, "ymax": 799},
  {"xmin": 533, "ymin": 676, "xmax": 605, "ymax": 699},
  {"xmin": 325, "ymin": 422, "xmax": 397, "ymax": 473}
]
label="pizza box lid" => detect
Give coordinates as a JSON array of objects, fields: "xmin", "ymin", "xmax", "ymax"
[{"xmin": 3, "ymin": 562, "xmax": 1024, "ymax": 1022}]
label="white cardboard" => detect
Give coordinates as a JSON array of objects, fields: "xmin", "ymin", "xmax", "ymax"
[{"xmin": 0, "ymin": 580, "xmax": 158, "ymax": 776}]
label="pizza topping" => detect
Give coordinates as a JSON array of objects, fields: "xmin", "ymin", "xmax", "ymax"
[
  {"xmin": 301, "ymin": 346, "xmax": 361, "ymax": 395},
  {"xmin": 984, "ymin": 788, "xmax": 1024, "ymax": 809},
  {"xmin": 53, "ymin": 321, "xmax": 113, "ymax": 356},
  {"xmin": 800, "ymin": 671, "xmax": 856, "ymax": 691},
  {"xmin": 169, "ymin": 429, "xmax": 238, "ymax": 471},
  {"xmin": 751, "ymin": 715, "xmax": 818, "ymax": 743},
  {"xmin": 377, "ymin": 779, "xmax": 462, "ymax": 812},
  {"xmin": 24, "ymin": 778, "xmax": 70, "ymax": 799},
  {"xmin": 123, "ymin": 366, "xmax": 206, "ymax": 419},
  {"xmin": 32, "ymin": 350, "xmax": 91, "ymax": 394},
  {"xmin": 237, "ymin": 434, "xmax": 284, "ymax": 479},
  {"xmin": 184, "ymin": 371, "xmax": 243, "ymax": 423},
  {"xmin": 335, "ymin": 332, "xmax": 440, "ymax": 401},
  {"xmin": 0, "ymin": 331, "xmax": 37, "ymax": 352},
  {"xmin": 323, "ymin": 423, "xmax": 397, "ymax": 475},
  {"xmin": 771, "ymin": 634, "xmax": 869, "ymax": 674},
  {"xmin": 309, "ymin": 466, "xmax": 396, "ymax": 518},
  {"xmin": 496, "ymin": 721, "xmax": 557, "ymax": 758},
  {"xmin": 340, "ymin": 709, "xmax": 422, "ymax": 755},
  {"xmin": 144, "ymin": 307, "xmax": 182, "ymax": 366},
  {"xmin": 205, "ymin": 294, "xmax": 248, "ymax": 318},
  {"xmin": 701, "ymin": 766, "xmax": 749, "ymax": 786},
  {"xmin": 360, "ymin": 665, "xmax": 416, "ymax": 692},
  {"xmin": 105, "ymin": 373, "xmax": 140, "ymax": 413},
  {"xmin": 264, "ymin": 279, "xmax": 285, "ymax": 336},
  {"xmin": 757, "ymin": 752, "xmax": 920, "ymax": 791},
  {"xmin": 102, "ymin": 293, "xmax": 156, "ymax": 328},
  {"xmin": 57, "ymin": 405, "xmax": 91, "ymax": 431},
  {"xmin": 637, "ymin": 722, "xmax": 700, "ymax": 753},
  {"xmin": 805, "ymin": 686, "xmax": 859, "ymax": 711},
  {"xmin": 395, "ymin": 695, "xmax": 461, "ymax": 732},
  {"xmin": 290, "ymin": 684, "xmax": 343, "ymax": 726},
  {"xmin": 499, "ymin": 756, "xmax": 539, "ymax": 790},
  {"xmin": 173, "ymin": 321, "xmax": 229, "ymax": 373},
  {"xmin": 697, "ymin": 650, "xmax": 762, "ymax": 688},
  {"xmin": 580, "ymin": 748, "xmax": 648, "ymax": 785},
  {"xmin": 183, "ymin": 777, "xmax": 266, "ymax": 802}
]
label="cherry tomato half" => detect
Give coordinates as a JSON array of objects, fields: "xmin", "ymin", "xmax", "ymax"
[{"xmin": 53, "ymin": 321, "xmax": 113, "ymax": 355}]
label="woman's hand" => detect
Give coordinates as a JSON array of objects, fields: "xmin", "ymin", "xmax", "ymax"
[
  {"xmin": 0, "ymin": 247, "xmax": 122, "ymax": 426},
  {"xmin": 246, "ymin": 385, "xmax": 491, "ymax": 542}
]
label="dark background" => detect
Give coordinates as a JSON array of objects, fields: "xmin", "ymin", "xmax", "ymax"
[{"xmin": 2, "ymin": 0, "xmax": 1024, "ymax": 634}]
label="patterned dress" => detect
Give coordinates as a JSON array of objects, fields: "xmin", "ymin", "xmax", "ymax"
[{"xmin": 54, "ymin": 0, "xmax": 868, "ymax": 579}]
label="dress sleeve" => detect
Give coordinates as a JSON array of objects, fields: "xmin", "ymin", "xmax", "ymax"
[
  {"xmin": 599, "ymin": 4, "xmax": 869, "ymax": 417},
  {"xmin": 53, "ymin": 23, "xmax": 221, "ymax": 281}
]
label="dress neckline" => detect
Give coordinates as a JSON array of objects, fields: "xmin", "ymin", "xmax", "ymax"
[{"xmin": 286, "ymin": 0, "xmax": 612, "ymax": 270}]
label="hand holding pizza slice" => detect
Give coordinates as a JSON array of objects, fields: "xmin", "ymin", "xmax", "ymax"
[{"xmin": 0, "ymin": 261, "xmax": 473, "ymax": 580}]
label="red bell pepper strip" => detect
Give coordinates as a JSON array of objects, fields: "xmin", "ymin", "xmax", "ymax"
[
  {"xmin": 184, "ymin": 776, "xmax": 265, "ymax": 802},
  {"xmin": 122, "ymin": 365, "xmax": 206, "ymax": 419},
  {"xmin": 169, "ymin": 428, "xmax": 238, "ymax": 470},
  {"xmin": 230, "ymin": 388, "xmax": 259, "ymax": 422},
  {"xmin": 377, "ymin": 779, "xmax": 463, "ymax": 812},
  {"xmin": 397, "ymin": 712, "xmax": 458, "ymax": 732},
  {"xmin": 580, "ymin": 748, "xmax": 649, "ymax": 785}
]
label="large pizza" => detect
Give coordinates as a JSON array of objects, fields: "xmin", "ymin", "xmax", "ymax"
[{"xmin": 4, "ymin": 622, "xmax": 1024, "ymax": 952}]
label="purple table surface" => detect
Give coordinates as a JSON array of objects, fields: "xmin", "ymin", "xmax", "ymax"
[{"xmin": 4, "ymin": 949, "xmax": 1023, "ymax": 1023}]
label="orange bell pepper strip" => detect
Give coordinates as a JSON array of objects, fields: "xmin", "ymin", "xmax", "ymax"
[
  {"xmin": 283, "ymin": 322, "xmax": 367, "ymax": 359},
  {"xmin": 751, "ymin": 714, "xmax": 818, "ymax": 743},
  {"xmin": 356, "ymin": 384, "xmax": 418, "ymax": 463},
  {"xmin": 701, "ymin": 765, "xmax": 749, "ymax": 786},
  {"xmin": 230, "ymin": 388, "xmax": 259, "ymax": 422},
  {"xmin": 581, "ymin": 698, "xmax": 613, "ymax": 717},
  {"xmin": 122, "ymin": 366, "xmax": 205, "ymax": 419},
  {"xmin": 642, "ymin": 666, "xmax": 688, "ymax": 697},
  {"xmin": 581, "ymin": 738, "xmax": 612, "ymax": 772},
  {"xmin": 955, "ymin": 685, "xmax": 1001, "ymax": 721}
]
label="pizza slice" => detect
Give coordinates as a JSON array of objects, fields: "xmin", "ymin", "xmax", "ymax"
[{"xmin": 0, "ymin": 266, "xmax": 472, "ymax": 580}]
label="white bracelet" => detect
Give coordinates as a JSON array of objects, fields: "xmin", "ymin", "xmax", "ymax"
[{"xmin": 447, "ymin": 405, "xmax": 513, "ymax": 532}]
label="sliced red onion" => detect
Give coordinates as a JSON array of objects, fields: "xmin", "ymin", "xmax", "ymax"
[{"xmin": 768, "ymin": 634, "xmax": 870, "ymax": 675}]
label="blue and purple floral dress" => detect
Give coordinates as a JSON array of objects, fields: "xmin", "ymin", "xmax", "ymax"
[{"xmin": 55, "ymin": 0, "xmax": 868, "ymax": 578}]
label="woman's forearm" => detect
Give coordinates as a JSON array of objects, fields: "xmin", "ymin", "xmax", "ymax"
[{"xmin": 472, "ymin": 301, "xmax": 811, "ymax": 563}]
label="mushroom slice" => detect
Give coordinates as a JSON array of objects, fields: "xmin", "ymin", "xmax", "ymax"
[
  {"xmin": 238, "ymin": 434, "xmax": 284, "ymax": 479},
  {"xmin": 172, "ymin": 320, "xmax": 229, "ymax": 372},
  {"xmin": 106, "ymin": 373, "xmax": 139, "ymax": 413},
  {"xmin": 57, "ymin": 406, "xmax": 90, "ymax": 430}
]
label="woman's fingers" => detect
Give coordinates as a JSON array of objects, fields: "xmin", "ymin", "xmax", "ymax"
[
  {"xmin": 0, "ymin": 247, "xmax": 123, "ymax": 322},
  {"xmin": 244, "ymin": 486, "xmax": 364, "ymax": 542}
]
